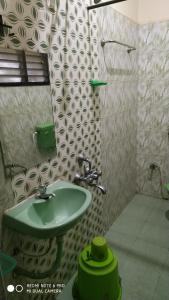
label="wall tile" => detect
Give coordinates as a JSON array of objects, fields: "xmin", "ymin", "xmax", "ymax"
[
  {"xmin": 97, "ymin": 7, "xmax": 138, "ymax": 230},
  {"xmin": 137, "ymin": 20, "xmax": 169, "ymax": 199},
  {"xmin": 0, "ymin": 2, "xmax": 103, "ymax": 298}
]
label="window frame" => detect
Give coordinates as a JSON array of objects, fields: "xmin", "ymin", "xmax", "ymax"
[{"xmin": 0, "ymin": 48, "xmax": 50, "ymax": 87}]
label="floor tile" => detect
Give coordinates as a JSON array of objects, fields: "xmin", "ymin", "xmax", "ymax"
[
  {"xmin": 111, "ymin": 214, "xmax": 145, "ymax": 238},
  {"xmin": 132, "ymin": 194, "xmax": 162, "ymax": 209},
  {"xmin": 58, "ymin": 194, "xmax": 169, "ymax": 300},
  {"xmin": 153, "ymin": 271, "xmax": 169, "ymax": 300},
  {"xmin": 140, "ymin": 222, "xmax": 169, "ymax": 249},
  {"xmin": 147, "ymin": 206, "xmax": 169, "ymax": 229},
  {"xmin": 133, "ymin": 238, "xmax": 169, "ymax": 271}
]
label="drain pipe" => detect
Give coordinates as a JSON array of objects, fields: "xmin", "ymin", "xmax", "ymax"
[
  {"xmin": 148, "ymin": 163, "xmax": 169, "ymax": 200},
  {"xmin": 13, "ymin": 236, "xmax": 63, "ymax": 279}
]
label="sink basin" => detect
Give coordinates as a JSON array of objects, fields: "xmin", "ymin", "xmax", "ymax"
[{"xmin": 3, "ymin": 180, "xmax": 92, "ymax": 238}]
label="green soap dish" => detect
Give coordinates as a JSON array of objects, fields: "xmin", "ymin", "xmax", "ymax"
[
  {"xmin": 0, "ymin": 252, "xmax": 17, "ymax": 277},
  {"xmin": 90, "ymin": 80, "xmax": 108, "ymax": 87}
]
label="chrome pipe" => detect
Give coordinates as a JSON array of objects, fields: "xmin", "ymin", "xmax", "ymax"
[{"xmin": 101, "ymin": 39, "xmax": 136, "ymax": 53}]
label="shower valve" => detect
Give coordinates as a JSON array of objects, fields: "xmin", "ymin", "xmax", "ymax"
[{"xmin": 149, "ymin": 163, "xmax": 158, "ymax": 170}]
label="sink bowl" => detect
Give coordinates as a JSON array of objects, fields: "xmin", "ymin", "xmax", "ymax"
[{"xmin": 3, "ymin": 180, "xmax": 92, "ymax": 238}]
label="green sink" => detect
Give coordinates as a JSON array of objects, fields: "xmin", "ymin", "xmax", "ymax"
[{"xmin": 3, "ymin": 180, "xmax": 92, "ymax": 239}]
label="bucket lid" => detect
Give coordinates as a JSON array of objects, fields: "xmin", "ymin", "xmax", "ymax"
[
  {"xmin": 91, "ymin": 236, "xmax": 108, "ymax": 261},
  {"xmin": 81, "ymin": 236, "xmax": 114, "ymax": 269}
]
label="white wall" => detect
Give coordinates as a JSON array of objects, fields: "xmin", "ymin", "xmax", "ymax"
[
  {"xmin": 138, "ymin": 0, "xmax": 169, "ymax": 24},
  {"xmin": 112, "ymin": 0, "xmax": 139, "ymax": 23},
  {"xmin": 112, "ymin": 0, "xmax": 169, "ymax": 24}
]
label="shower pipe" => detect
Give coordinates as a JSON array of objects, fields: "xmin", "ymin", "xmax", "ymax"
[
  {"xmin": 101, "ymin": 39, "xmax": 136, "ymax": 53},
  {"xmin": 87, "ymin": 0, "xmax": 126, "ymax": 10},
  {"xmin": 149, "ymin": 163, "xmax": 169, "ymax": 201}
]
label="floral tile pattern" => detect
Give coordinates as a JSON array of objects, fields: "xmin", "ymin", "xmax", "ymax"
[{"xmin": 0, "ymin": 1, "xmax": 104, "ymax": 299}]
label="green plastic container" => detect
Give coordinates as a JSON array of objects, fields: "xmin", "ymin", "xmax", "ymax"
[
  {"xmin": 36, "ymin": 123, "xmax": 56, "ymax": 152},
  {"xmin": 0, "ymin": 252, "xmax": 17, "ymax": 277},
  {"xmin": 73, "ymin": 236, "xmax": 122, "ymax": 300}
]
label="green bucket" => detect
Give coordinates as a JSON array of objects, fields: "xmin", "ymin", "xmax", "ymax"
[{"xmin": 73, "ymin": 236, "xmax": 122, "ymax": 300}]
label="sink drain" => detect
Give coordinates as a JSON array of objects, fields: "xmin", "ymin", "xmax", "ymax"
[{"xmin": 165, "ymin": 210, "xmax": 169, "ymax": 221}]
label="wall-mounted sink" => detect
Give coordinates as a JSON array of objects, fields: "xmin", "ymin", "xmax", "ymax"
[{"xmin": 3, "ymin": 180, "xmax": 92, "ymax": 239}]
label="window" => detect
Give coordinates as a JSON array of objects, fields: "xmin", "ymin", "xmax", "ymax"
[{"xmin": 0, "ymin": 48, "xmax": 50, "ymax": 86}]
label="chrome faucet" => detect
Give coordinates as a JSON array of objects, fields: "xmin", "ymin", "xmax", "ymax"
[
  {"xmin": 77, "ymin": 154, "xmax": 92, "ymax": 173},
  {"xmin": 90, "ymin": 183, "xmax": 106, "ymax": 194},
  {"xmin": 35, "ymin": 185, "xmax": 55, "ymax": 200},
  {"xmin": 74, "ymin": 155, "xmax": 106, "ymax": 195}
]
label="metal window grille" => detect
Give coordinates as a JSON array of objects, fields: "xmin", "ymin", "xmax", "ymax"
[{"xmin": 0, "ymin": 48, "xmax": 50, "ymax": 86}]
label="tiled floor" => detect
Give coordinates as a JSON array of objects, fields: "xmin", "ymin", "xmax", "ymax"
[
  {"xmin": 106, "ymin": 194, "xmax": 169, "ymax": 300},
  {"xmin": 58, "ymin": 194, "xmax": 169, "ymax": 300}
]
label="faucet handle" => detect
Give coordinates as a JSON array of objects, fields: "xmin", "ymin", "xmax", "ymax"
[
  {"xmin": 77, "ymin": 154, "xmax": 89, "ymax": 164},
  {"xmin": 97, "ymin": 170, "xmax": 102, "ymax": 176},
  {"xmin": 92, "ymin": 170, "xmax": 102, "ymax": 177},
  {"xmin": 77, "ymin": 154, "xmax": 92, "ymax": 171},
  {"xmin": 74, "ymin": 173, "xmax": 84, "ymax": 184},
  {"xmin": 84, "ymin": 165, "xmax": 90, "ymax": 175}
]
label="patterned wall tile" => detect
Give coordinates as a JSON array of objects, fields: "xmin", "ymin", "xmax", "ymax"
[
  {"xmin": 0, "ymin": 1, "xmax": 103, "ymax": 299},
  {"xmin": 139, "ymin": 21, "xmax": 169, "ymax": 50},
  {"xmin": 0, "ymin": 86, "xmax": 54, "ymax": 168},
  {"xmin": 97, "ymin": 7, "xmax": 138, "ymax": 229},
  {"xmin": 137, "ymin": 20, "xmax": 169, "ymax": 199}
]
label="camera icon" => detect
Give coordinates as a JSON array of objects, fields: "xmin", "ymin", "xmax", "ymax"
[{"xmin": 7, "ymin": 284, "xmax": 23, "ymax": 293}]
